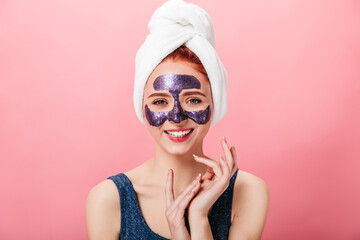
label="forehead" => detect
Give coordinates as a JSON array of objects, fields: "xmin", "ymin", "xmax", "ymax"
[
  {"xmin": 153, "ymin": 74, "xmax": 201, "ymax": 94},
  {"xmin": 144, "ymin": 60, "xmax": 210, "ymax": 95}
]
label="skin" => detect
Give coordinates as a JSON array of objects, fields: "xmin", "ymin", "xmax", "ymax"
[
  {"xmin": 86, "ymin": 59, "xmax": 270, "ymax": 240},
  {"xmin": 145, "ymin": 73, "xmax": 211, "ymax": 126}
]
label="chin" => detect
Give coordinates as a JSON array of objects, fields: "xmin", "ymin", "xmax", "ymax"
[{"xmin": 164, "ymin": 144, "xmax": 194, "ymax": 156}]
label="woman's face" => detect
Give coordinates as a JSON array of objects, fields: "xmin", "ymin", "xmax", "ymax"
[{"xmin": 143, "ymin": 60, "xmax": 213, "ymax": 155}]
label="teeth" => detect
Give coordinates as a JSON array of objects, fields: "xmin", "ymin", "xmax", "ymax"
[{"xmin": 166, "ymin": 129, "xmax": 192, "ymax": 138}]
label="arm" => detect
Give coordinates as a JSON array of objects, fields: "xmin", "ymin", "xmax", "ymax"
[
  {"xmin": 187, "ymin": 213, "xmax": 213, "ymax": 240},
  {"xmin": 188, "ymin": 137, "xmax": 238, "ymax": 240},
  {"xmin": 228, "ymin": 173, "xmax": 269, "ymax": 240},
  {"xmin": 187, "ymin": 177, "xmax": 269, "ymax": 240},
  {"xmin": 86, "ymin": 180, "xmax": 120, "ymax": 240},
  {"xmin": 187, "ymin": 137, "xmax": 269, "ymax": 239},
  {"xmin": 165, "ymin": 168, "xmax": 202, "ymax": 240}
]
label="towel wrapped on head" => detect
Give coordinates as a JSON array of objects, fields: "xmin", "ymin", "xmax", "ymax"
[{"xmin": 134, "ymin": 0, "xmax": 228, "ymax": 127}]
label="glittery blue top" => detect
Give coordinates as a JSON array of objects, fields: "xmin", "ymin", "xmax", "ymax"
[{"xmin": 107, "ymin": 168, "xmax": 239, "ymax": 240}]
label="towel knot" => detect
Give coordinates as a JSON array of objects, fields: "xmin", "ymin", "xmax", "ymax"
[
  {"xmin": 148, "ymin": 0, "xmax": 216, "ymax": 47},
  {"xmin": 134, "ymin": 0, "xmax": 227, "ymax": 127}
]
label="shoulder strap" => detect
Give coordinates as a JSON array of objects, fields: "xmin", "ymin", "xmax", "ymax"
[
  {"xmin": 107, "ymin": 173, "xmax": 142, "ymax": 237},
  {"xmin": 208, "ymin": 168, "xmax": 239, "ymax": 239}
]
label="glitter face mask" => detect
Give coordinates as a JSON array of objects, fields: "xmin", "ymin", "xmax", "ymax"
[{"xmin": 144, "ymin": 74, "xmax": 211, "ymax": 127}]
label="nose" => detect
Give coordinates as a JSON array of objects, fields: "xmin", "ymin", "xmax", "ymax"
[{"xmin": 168, "ymin": 98, "xmax": 187, "ymax": 123}]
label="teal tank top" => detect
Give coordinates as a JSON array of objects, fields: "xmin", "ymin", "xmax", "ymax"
[{"xmin": 108, "ymin": 168, "xmax": 239, "ymax": 239}]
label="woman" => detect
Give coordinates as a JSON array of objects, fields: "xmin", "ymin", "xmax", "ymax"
[{"xmin": 86, "ymin": 1, "xmax": 269, "ymax": 239}]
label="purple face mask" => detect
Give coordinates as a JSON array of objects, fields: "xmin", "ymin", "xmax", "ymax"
[{"xmin": 145, "ymin": 74, "xmax": 211, "ymax": 127}]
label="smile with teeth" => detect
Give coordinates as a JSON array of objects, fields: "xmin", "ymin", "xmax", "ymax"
[{"xmin": 165, "ymin": 129, "xmax": 193, "ymax": 138}]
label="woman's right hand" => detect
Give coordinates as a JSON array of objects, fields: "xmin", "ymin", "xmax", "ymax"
[{"xmin": 165, "ymin": 168, "xmax": 202, "ymax": 240}]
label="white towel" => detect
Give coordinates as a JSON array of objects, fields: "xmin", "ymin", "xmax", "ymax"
[{"xmin": 134, "ymin": 0, "xmax": 228, "ymax": 127}]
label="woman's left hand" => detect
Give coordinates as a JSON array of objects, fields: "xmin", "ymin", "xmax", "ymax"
[{"xmin": 188, "ymin": 137, "xmax": 238, "ymax": 219}]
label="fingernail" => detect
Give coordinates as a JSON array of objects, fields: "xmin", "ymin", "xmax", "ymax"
[
  {"xmin": 193, "ymin": 154, "xmax": 198, "ymax": 158},
  {"xmin": 196, "ymin": 173, "xmax": 201, "ymax": 180}
]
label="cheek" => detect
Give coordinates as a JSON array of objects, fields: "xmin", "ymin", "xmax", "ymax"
[
  {"xmin": 196, "ymin": 122, "xmax": 211, "ymax": 139},
  {"xmin": 144, "ymin": 104, "xmax": 168, "ymax": 127},
  {"xmin": 145, "ymin": 117, "xmax": 162, "ymax": 138},
  {"xmin": 185, "ymin": 105, "xmax": 211, "ymax": 125}
]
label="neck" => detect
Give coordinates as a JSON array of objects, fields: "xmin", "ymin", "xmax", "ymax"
[{"xmin": 147, "ymin": 141, "xmax": 208, "ymax": 198}]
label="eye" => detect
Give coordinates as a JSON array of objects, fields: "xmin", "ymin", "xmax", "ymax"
[
  {"xmin": 153, "ymin": 99, "xmax": 167, "ymax": 105},
  {"xmin": 187, "ymin": 98, "xmax": 202, "ymax": 104}
]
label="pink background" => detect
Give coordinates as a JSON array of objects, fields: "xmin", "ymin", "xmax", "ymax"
[{"xmin": 1, "ymin": 0, "xmax": 359, "ymax": 239}]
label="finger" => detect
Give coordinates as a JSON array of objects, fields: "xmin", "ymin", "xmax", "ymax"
[
  {"xmin": 221, "ymin": 137, "xmax": 234, "ymax": 169},
  {"xmin": 177, "ymin": 178, "xmax": 201, "ymax": 211},
  {"xmin": 230, "ymin": 146, "xmax": 239, "ymax": 174},
  {"xmin": 167, "ymin": 174, "xmax": 201, "ymax": 213},
  {"xmin": 167, "ymin": 179, "xmax": 201, "ymax": 224},
  {"xmin": 193, "ymin": 155, "xmax": 222, "ymax": 177},
  {"xmin": 219, "ymin": 154, "xmax": 230, "ymax": 180},
  {"xmin": 202, "ymin": 167, "xmax": 215, "ymax": 180},
  {"xmin": 231, "ymin": 146, "xmax": 238, "ymax": 162},
  {"xmin": 165, "ymin": 168, "xmax": 174, "ymax": 207},
  {"xmin": 231, "ymin": 146, "xmax": 238, "ymax": 166}
]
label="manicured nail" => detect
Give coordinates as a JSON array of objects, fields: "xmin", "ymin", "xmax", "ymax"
[
  {"xmin": 196, "ymin": 173, "xmax": 201, "ymax": 180},
  {"xmin": 193, "ymin": 154, "xmax": 198, "ymax": 158}
]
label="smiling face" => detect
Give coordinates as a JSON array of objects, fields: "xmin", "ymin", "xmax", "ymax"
[
  {"xmin": 145, "ymin": 74, "xmax": 211, "ymax": 127},
  {"xmin": 143, "ymin": 60, "xmax": 213, "ymax": 155}
]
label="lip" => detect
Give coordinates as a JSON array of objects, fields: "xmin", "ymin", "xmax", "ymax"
[
  {"xmin": 165, "ymin": 128, "xmax": 193, "ymax": 132},
  {"xmin": 164, "ymin": 128, "xmax": 194, "ymax": 142}
]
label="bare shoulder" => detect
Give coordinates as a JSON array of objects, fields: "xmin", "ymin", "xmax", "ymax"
[
  {"xmin": 229, "ymin": 170, "xmax": 269, "ymax": 240},
  {"xmin": 86, "ymin": 179, "xmax": 120, "ymax": 240},
  {"xmin": 87, "ymin": 179, "xmax": 120, "ymax": 210},
  {"xmin": 234, "ymin": 170, "xmax": 269, "ymax": 197}
]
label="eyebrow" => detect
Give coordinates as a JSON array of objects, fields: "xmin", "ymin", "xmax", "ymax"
[
  {"xmin": 147, "ymin": 92, "xmax": 171, "ymax": 99},
  {"xmin": 147, "ymin": 90, "xmax": 206, "ymax": 99},
  {"xmin": 181, "ymin": 91, "xmax": 206, "ymax": 97}
]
